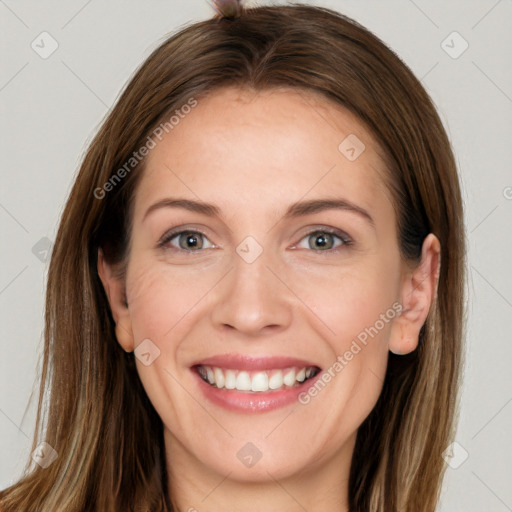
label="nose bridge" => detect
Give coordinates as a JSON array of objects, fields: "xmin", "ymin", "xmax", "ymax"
[{"xmin": 209, "ymin": 236, "xmax": 293, "ymax": 334}]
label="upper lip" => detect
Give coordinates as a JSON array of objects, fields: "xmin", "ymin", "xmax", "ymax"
[{"xmin": 191, "ymin": 354, "xmax": 321, "ymax": 371}]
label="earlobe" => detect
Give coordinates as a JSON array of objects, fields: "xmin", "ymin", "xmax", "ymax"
[
  {"xmin": 97, "ymin": 248, "xmax": 135, "ymax": 353},
  {"xmin": 389, "ymin": 233, "xmax": 441, "ymax": 355}
]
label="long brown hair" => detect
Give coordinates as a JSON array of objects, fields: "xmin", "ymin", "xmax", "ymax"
[{"xmin": 0, "ymin": 3, "xmax": 465, "ymax": 511}]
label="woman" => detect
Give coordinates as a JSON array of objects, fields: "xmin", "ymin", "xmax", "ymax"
[{"xmin": 0, "ymin": 1, "xmax": 465, "ymax": 511}]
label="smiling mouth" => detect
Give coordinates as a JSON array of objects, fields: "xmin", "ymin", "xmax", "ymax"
[{"xmin": 193, "ymin": 365, "xmax": 321, "ymax": 393}]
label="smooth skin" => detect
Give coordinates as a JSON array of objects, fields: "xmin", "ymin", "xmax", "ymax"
[{"xmin": 98, "ymin": 86, "xmax": 440, "ymax": 512}]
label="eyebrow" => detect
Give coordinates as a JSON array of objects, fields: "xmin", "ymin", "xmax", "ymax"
[{"xmin": 143, "ymin": 197, "xmax": 374, "ymax": 227}]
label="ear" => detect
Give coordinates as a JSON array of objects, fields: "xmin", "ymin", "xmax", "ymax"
[
  {"xmin": 97, "ymin": 248, "xmax": 134, "ymax": 352},
  {"xmin": 389, "ymin": 233, "xmax": 441, "ymax": 355}
]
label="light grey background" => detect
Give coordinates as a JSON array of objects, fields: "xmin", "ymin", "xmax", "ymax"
[{"xmin": 1, "ymin": 0, "xmax": 511, "ymax": 510}]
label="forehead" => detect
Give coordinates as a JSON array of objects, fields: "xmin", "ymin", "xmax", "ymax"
[{"xmin": 133, "ymin": 86, "xmax": 392, "ymax": 224}]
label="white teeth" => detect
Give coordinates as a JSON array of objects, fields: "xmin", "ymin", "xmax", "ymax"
[
  {"xmin": 251, "ymin": 371, "xmax": 269, "ymax": 392},
  {"xmin": 225, "ymin": 369, "xmax": 236, "ymax": 389},
  {"xmin": 236, "ymin": 371, "xmax": 252, "ymax": 391},
  {"xmin": 268, "ymin": 371, "xmax": 284, "ymax": 390},
  {"xmin": 197, "ymin": 365, "xmax": 318, "ymax": 392},
  {"xmin": 282, "ymin": 369, "xmax": 296, "ymax": 387},
  {"xmin": 206, "ymin": 366, "xmax": 215, "ymax": 385},
  {"xmin": 214, "ymin": 367, "xmax": 225, "ymax": 388}
]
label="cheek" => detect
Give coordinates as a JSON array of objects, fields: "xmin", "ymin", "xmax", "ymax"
[
  {"xmin": 290, "ymin": 255, "xmax": 400, "ymax": 413},
  {"xmin": 125, "ymin": 256, "xmax": 220, "ymax": 345},
  {"xmin": 292, "ymin": 257, "xmax": 401, "ymax": 345},
  {"xmin": 123, "ymin": 259, "xmax": 222, "ymax": 436},
  {"xmin": 292, "ymin": 270, "xmax": 397, "ymax": 450}
]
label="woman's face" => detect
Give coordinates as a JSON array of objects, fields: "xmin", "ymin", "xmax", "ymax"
[{"xmin": 100, "ymin": 86, "xmax": 437, "ymax": 485}]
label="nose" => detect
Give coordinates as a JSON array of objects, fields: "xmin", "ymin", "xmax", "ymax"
[{"xmin": 209, "ymin": 244, "xmax": 294, "ymax": 337}]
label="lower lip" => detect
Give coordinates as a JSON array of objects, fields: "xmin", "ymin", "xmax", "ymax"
[{"xmin": 193, "ymin": 369, "xmax": 321, "ymax": 413}]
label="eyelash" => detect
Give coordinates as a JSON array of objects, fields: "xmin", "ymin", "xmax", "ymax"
[{"xmin": 157, "ymin": 226, "xmax": 353, "ymax": 254}]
